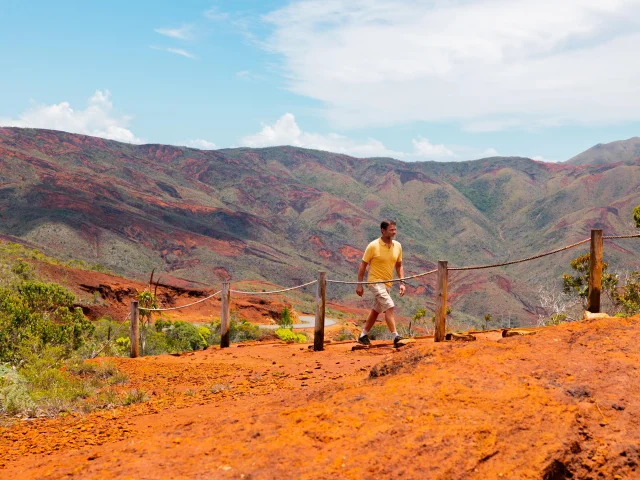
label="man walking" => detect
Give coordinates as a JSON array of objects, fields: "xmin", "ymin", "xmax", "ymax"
[{"xmin": 356, "ymin": 219, "xmax": 406, "ymax": 346}]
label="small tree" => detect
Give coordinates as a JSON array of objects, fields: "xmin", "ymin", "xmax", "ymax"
[
  {"xmin": 279, "ymin": 306, "xmax": 293, "ymax": 329},
  {"xmin": 137, "ymin": 290, "xmax": 158, "ymax": 356},
  {"xmin": 562, "ymin": 254, "xmax": 619, "ymax": 309},
  {"xmin": 617, "ymin": 271, "xmax": 640, "ymax": 316},
  {"xmin": 633, "ymin": 204, "xmax": 640, "ymax": 229},
  {"xmin": 482, "ymin": 313, "xmax": 492, "ymax": 331},
  {"xmin": 409, "ymin": 308, "xmax": 427, "ymax": 336}
]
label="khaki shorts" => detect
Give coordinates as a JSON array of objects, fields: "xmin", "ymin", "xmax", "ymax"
[{"xmin": 368, "ymin": 283, "xmax": 395, "ymax": 313}]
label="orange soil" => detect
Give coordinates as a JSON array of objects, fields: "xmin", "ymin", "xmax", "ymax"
[{"xmin": 2, "ymin": 315, "xmax": 639, "ymax": 479}]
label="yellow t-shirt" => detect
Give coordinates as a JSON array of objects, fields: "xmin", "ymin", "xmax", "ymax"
[{"xmin": 363, "ymin": 238, "xmax": 403, "ymax": 288}]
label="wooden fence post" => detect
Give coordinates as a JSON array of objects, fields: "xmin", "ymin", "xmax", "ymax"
[
  {"xmin": 314, "ymin": 271, "xmax": 327, "ymax": 352},
  {"xmin": 130, "ymin": 300, "xmax": 139, "ymax": 358},
  {"xmin": 588, "ymin": 229, "xmax": 604, "ymax": 313},
  {"xmin": 434, "ymin": 261, "xmax": 448, "ymax": 342},
  {"xmin": 220, "ymin": 282, "xmax": 231, "ymax": 348}
]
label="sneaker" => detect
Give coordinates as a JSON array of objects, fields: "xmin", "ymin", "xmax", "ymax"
[
  {"xmin": 393, "ymin": 335, "xmax": 406, "ymax": 347},
  {"xmin": 357, "ymin": 334, "xmax": 371, "ymax": 346}
]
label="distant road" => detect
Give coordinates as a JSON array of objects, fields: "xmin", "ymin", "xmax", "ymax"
[{"xmin": 259, "ymin": 315, "xmax": 338, "ymax": 330}]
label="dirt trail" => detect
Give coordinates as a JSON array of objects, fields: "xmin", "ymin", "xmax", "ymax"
[{"xmin": 2, "ymin": 316, "xmax": 640, "ymax": 479}]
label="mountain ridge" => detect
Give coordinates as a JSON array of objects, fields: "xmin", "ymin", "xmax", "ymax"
[
  {"xmin": 1, "ymin": 127, "xmax": 639, "ymax": 326},
  {"xmin": 566, "ymin": 136, "xmax": 640, "ymax": 166}
]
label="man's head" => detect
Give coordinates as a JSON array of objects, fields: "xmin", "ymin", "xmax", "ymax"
[{"xmin": 380, "ymin": 219, "xmax": 397, "ymax": 240}]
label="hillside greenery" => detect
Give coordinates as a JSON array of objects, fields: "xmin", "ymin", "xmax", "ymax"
[
  {"xmin": 0, "ymin": 249, "xmax": 143, "ymax": 418},
  {"xmin": 0, "ymin": 243, "xmax": 276, "ymax": 419}
]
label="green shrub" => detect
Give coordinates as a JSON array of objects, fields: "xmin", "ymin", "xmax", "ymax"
[
  {"xmin": 563, "ymin": 254, "xmax": 618, "ymax": 307},
  {"xmin": 0, "ymin": 281, "xmax": 94, "ymax": 364},
  {"xmin": 549, "ymin": 313, "xmax": 567, "ymax": 326},
  {"xmin": 11, "ymin": 261, "xmax": 34, "ymax": 280},
  {"xmin": 275, "ymin": 328, "xmax": 307, "ymax": 343},
  {"xmin": 115, "ymin": 337, "xmax": 131, "ymax": 354},
  {"xmin": 141, "ymin": 327, "xmax": 172, "ymax": 355},
  {"xmin": 206, "ymin": 315, "xmax": 263, "ymax": 344},
  {"xmin": 368, "ymin": 324, "xmax": 392, "ymax": 340},
  {"xmin": 279, "ymin": 306, "xmax": 293, "ymax": 329},
  {"xmin": 617, "ymin": 272, "xmax": 640, "ymax": 316},
  {"xmin": 74, "ymin": 318, "xmax": 129, "ymax": 358},
  {"xmin": 97, "ymin": 388, "xmax": 120, "ymax": 406},
  {"xmin": 168, "ymin": 321, "xmax": 207, "ymax": 351},
  {"xmin": 335, "ymin": 328, "xmax": 354, "ymax": 341},
  {"xmin": 155, "ymin": 318, "xmax": 172, "ymax": 332},
  {"xmin": 122, "ymin": 389, "xmax": 148, "ymax": 405},
  {"xmin": 0, "ymin": 365, "xmax": 36, "ymax": 416},
  {"xmin": 198, "ymin": 326, "xmax": 211, "ymax": 340}
]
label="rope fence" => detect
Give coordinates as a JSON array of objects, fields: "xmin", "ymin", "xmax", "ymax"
[
  {"xmin": 604, "ymin": 234, "xmax": 640, "ymax": 240},
  {"xmin": 230, "ymin": 280, "xmax": 317, "ymax": 295},
  {"xmin": 327, "ymin": 268, "xmax": 438, "ymax": 285},
  {"xmin": 121, "ymin": 228, "xmax": 639, "ymax": 357},
  {"xmin": 448, "ymin": 238, "xmax": 591, "ymax": 271},
  {"xmin": 141, "ymin": 290, "xmax": 222, "ymax": 312}
]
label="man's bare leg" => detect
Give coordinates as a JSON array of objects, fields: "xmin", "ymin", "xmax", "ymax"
[
  {"xmin": 383, "ymin": 307, "xmax": 398, "ymax": 335},
  {"xmin": 362, "ymin": 309, "xmax": 379, "ymax": 334}
]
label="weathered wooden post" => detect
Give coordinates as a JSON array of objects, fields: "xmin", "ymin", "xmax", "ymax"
[
  {"xmin": 434, "ymin": 261, "xmax": 448, "ymax": 342},
  {"xmin": 129, "ymin": 300, "xmax": 139, "ymax": 358},
  {"xmin": 220, "ymin": 282, "xmax": 231, "ymax": 348},
  {"xmin": 314, "ymin": 271, "xmax": 327, "ymax": 351},
  {"xmin": 588, "ymin": 229, "xmax": 604, "ymax": 313}
]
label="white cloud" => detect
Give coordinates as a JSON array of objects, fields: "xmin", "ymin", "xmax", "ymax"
[
  {"xmin": 150, "ymin": 45, "xmax": 197, "ymax": 59},
  {"xmin": 154, "ymin": 25, "xmax": 194, "ymax": 40},
  {"xmin": 262, "ymin": 0, "xmax": 640, "ymax": 130},
  {"xmin": 483, "ymin": 148, "xmax": 499, "ymax": 157},
  {"xmin": 204, "ymin": 7, "xmax": 229, "ymax": 21},
  {"xmin": 241, "ymin": 113, "xmax": 404, "ymax": 157},
  {"xmin": 181, "ymin": 139, "xmax": 217, "ymax": 150},
  {"xmin": 0, "ymin": 90, "xmax": 144, "ymax": 143},
  {"xmin": 532, "ymin": 155, "xmax": 559, "ymax": 163},
  {"xmin": 411, "ymin": 137, "xmax": 454, "ymax": 159},
  {"xmin": 241, "ymin": 113, "xmax": 495, "ymax": 160}
]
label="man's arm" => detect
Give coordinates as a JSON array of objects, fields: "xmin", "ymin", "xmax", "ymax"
[
  {"xmin": 356, "ymin": 260, "xmax": 368, "ymax": 297},
  {"xmin": 396, "ymin": 261, "xmax": 406, "ymax": 297}
]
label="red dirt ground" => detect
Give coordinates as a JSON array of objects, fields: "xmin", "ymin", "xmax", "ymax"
[{"xmin": 2, "ymin": 315, "xmax": 639, "ymax": 479}]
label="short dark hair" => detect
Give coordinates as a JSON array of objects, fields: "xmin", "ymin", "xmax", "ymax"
[{"xmin": 380, "ymin": 219, "xmax": 397, "ymax": 230}]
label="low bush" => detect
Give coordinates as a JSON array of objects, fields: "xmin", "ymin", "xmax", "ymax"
[
  {"xmin": 206, "ymin": 315, "xmax": 264, "ymax": 344},
  {"xmin": 617, "ymin": 272, "xmax": 640, "ymax": 316},
  {"xmin": 0, "ymin": 281, "xmax": 94, "ymax": 364},
  {"xmin": 0, "ymin": 345, "xmax": 132, "ymax": 418},
  {"xmin": 368, "ymin": 324, "xmax": 393, "ymax": 340},
  {"xmin": 275, "ymin": 328, "xmax": 307, "ymax": 343},
  {"xmin": 122, "ymin": 389, "xmax": 148, "ymax": 406},
  {"xmin": 166, "ymin": 321, "xmax": 208, "ymax": 351},
  {"xmin": 335, "ymin": 328, "xmax": 355, "ymax": 341},
  {"xmin": 0, "ymin": 364, "xmax": 35, "ymax": 416}
]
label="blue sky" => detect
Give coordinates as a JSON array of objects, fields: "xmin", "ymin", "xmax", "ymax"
[{"xmin": 2, "ymin": 0, "xmax": 640, "ymax": 162}]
